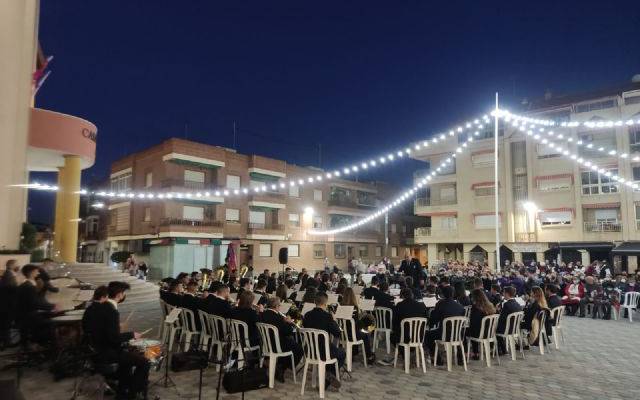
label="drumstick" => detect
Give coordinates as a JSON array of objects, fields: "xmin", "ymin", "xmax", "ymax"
[
  {"xmin": 124, "ymin": 310, "xmax": 135, "ymax": 324},
  {"xmin": 139, "ymin": 328, "xmax": 153, "ymax": 337}
]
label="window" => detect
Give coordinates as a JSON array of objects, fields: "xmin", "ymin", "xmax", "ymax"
[
  {"xmin": 334, "ymin": 243, "xmax": 346, "ymax": 258},
  {"xmin": 401, "ymin": 225, "xmax": 407, "ymax": 234},
  {"xmin": 183, "ymin": 205, "xmax": 204, "ymax": 221},
  {"xmin": 390, "ymin": 223, "xmax": 397, "ymax": 233},
  {"xmin": 313, "ymin": 189, "xmax": 323, "ymax": 201},
  {"xmin": 630, "ymin": 126, "xmax": 640, "ymax": 153},
  {"xmin": 594, "ymin": 209, "xmax": 618, "ymax": 224},
  {"xmin": 391, "ymin": 246, "xmax": 398, "ymax": 257},
  {"xmin": 581, "ymin": 170, "xmax": 618, "ymax": 195},
  {"xmin": 626, "ymin": 95, "xmax": 640, "ymax": 105},
  {"xmin": 225, "ymin": 208, "xmax": 240, "ymax": 222},
  {"xmin": 226, "ymin": 175, "xmax": 240, "ymax": 189},
  {"xmin": 474, "ymin": 214, "xmax": 500, "ymax": 229},
  {"xmin": 359, "ymin": 245, "xmax": 368, "ymax": 257},
  {"xmin": 289, "ymin": 185, "xmax": 300, "ymax": 197},
  {"xmin": 287, "ymin": 244, "xmax": 300, "ymax": 258},
  {"xmin": 539, "ymin": 211, "xmax": 572, "ymax": 226},
  {"xmin": 313, "ymin": 216, "xmax": 323, "ymax": 229},
  {"xmin": 441, "ymin": 216, "xmax": 457, "ymax": 230},
  {"xmin": 110, "ymin": 172, "xmax": 132, "ymax": 192},
  {"xmin": 375, "ymin": 246, "xmax": 382, "ymax": 257},
  {"xmin": 440, "ymin": 187, "xmax": 456, "ymax": 202},
  {"xmin": 259, "ymin": 243, "xmax": 272, "ymax": 257},
  {"xmin": 288, "ymin": 213, "xmax": 300, "ymax": 227},
  {"xmin": 440, "ymin": 159, "xmax": 456, "ymax": 174},
  {"xmin": 635, "ymin": 203, "xmax": 640, "ymax": 225},
  {"xmin": 143, "ymin": 207, "xmax": 151, "ymax": 222},
  {"xmin": 145, "ymin": 172, "xmax": 153, "ymax": 187},
  {"xmin": 474, "ymin": 186, "xmax": 495, "ymax": 197},
  {"xmin": 185, "ymin": 170, "xmax": 205, "ymax": 184},
  {"xmin": 579, "ymin": 132, "xmax": 616, "ymax": 158},
  {"xmin": 538, "ymin": 176, "xmax": 572, "ymax": 191},
  {"xmin": 313, "ymin": 244, "xmax": 325, "ymax": 259},
  {"xmin": 575, "ymin": 99, "xmax": 616, "ymax": 113},
  {"xmin": 471, "ymin": 152, "xmax": 494, "ymax": 167},
  {"xmin": 536, "ymin": 142, "xmax": 563, "ymax": 158},
  {"xmin": 249, "ymin": 210, "xmax": 265, "ymax": 224}
]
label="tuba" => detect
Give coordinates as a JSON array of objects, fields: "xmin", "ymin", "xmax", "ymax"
[
  {"xmin": 239, "ymin": 265, "xmax": 249, "ymax": 278},
  {"xmin": 215, "ymin": 268, "xmax": 225, "ymax": 282}
]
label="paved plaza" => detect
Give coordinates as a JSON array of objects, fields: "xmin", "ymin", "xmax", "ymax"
[{"xmin": 2, "ymin": 305, "xmax": 639, "ymax": 400}]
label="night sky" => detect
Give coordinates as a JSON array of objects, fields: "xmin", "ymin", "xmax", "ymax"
[{"xmin": 29, "ymin": 1, "xmax": 640, "ymax": 224}]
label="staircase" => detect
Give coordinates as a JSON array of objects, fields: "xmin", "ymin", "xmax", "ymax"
[{"xmin": 65, "ymin": 263, "xmax": 161, "ymax": 333}]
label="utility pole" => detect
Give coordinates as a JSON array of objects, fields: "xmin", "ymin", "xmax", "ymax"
[{"xmin": 232, "ymin": 121, "xmax": 237, "ymax": 150}]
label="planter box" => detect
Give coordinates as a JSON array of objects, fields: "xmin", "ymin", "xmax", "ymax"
[{"xmin": 0, "ymin": 254, "xmax": 32, "ymax": 273}]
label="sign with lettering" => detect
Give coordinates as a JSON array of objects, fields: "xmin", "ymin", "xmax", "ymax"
[{"xmin": 82, "ymin": 127, "xmax": 97, "ymax": 142}]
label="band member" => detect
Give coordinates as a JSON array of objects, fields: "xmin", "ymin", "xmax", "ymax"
[
  {"xmin": 16, "ymin": 264, "xmax": 58, "ymax": 347},
  {"xmin": 83, "ymin": 281, "xmax": 149, "ymax": 400},
  {"xmin": 260, "ymin": 297, "xmax": 303, "ymax": 382}
]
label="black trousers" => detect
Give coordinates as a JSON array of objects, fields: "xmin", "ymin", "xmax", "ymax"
[
  {"xmin": 279, "ymin": 337, "xmax": 303, "ymax": 370},
  {"xmin": 100, "ymin": 349, "xmax": 150, "ymax": 398}
]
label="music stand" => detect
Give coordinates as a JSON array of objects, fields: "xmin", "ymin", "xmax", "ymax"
[{"xmin": 150, "ymin": 308, "xmax": 181, "ymax": 395}]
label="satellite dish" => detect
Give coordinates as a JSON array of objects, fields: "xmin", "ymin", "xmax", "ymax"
[{"xmin": 632, "ymin": 74, "xmax": 640, "ymax": 83}]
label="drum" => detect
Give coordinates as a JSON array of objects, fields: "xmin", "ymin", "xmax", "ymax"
[
  {"xmin": 64, "ymin": 309, "xmax": 86, "ymax": 316},
  {"xmin": 51, "ymin": 314, "xmax": 83, "ymax": 349},
  {"xmin": 129, "ymin": 339, "xmax": 164, "ymax": 366}
]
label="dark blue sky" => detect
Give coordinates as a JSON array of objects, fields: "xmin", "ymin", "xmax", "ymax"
[{"xmin": 29, "ymin": 0, "xmax": 640, "ymax": 224}]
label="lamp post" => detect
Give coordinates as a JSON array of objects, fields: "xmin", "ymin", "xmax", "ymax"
[{"xmin": 494, "ymin": 93, "xmax": 500, "ymax": 272}]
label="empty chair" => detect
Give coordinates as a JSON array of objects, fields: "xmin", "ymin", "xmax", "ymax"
[
  {"xmin": 496, "ymin": 311, "xmax": 525, "ymax": 361},
  {"xmin": 549, "ymin": 306, "xmax": 565, "ymax": 349},
  {"xmin": 372, "ymin": 307, "xmax": 393, "ymax": 354},
  {"xmin": 256, "ymin": 322, "xmax": 297, "ymax": 388},
  {"xmin": 178, "ymin": 308, "xmax": 200, "ymax": 351},
  {"xmin": 197, "ymin": 310, "xmax": 213, "ymax": 352},
  {"xmin": 434, "ymin": 316, "xmax": 467, "ymax": 372},
  {"xmin": 393, "ymin": 317, "xmax": 428, "ymax": 374},
  {"xmin": 466, "ymin": 314, "xmax": 500, "ymax": 367},
  {"xmin": 299, "ymin": 328, "xmax": 340, "ymax": 399},
  {"xmin": 162, "ymin": 304, "xmax": 182, "ymax": 351},
  {"xmin": 620, "ymin": 292, "xmax": 640, "ymax": 322},
  {"xmin": 208, "ymin": 314, "xmax": 229, "ymax": 371},
  {"xmin": 229, "ymin": 319, "xmax": 260, "ymax": 369},
  {"xmin": 337, "ymin": 318, "xmax": 368, "ymax": 372},
  {"xmin": 535, "ymin": 310, "xmax": 552, "ymax": 355}
]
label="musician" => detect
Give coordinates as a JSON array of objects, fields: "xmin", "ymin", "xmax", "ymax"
[
  {"xmin": 545, "ymin": 284, "xmax": 562, "ymax": 310},
  {"xmin": 426, "ymin": 286, "xmax": 464, "ymax": 357},
  {"xmin": 16, "ymin": 264, "xmax": 58, "ymax": 347},
  {"xmin": 362, "ymin": 276, "xmax": 381, "ymax": 300},
  {"xmin": 81, "ymin": 286, "xmax": 109, "ymax": 340},
  {"xmin": 162, "ymin": 280, "xmax": 184, "ymax": 308},
  {"xmin": 236, "ymin": 277, "xmax": 253, "ymax": 297},
  {"xmin": 318, "ymin": 273, "xmax": 330, "ymax": 292},
  {"xmin": 253, "ymin": 279, "xmax": 269, "ymax": 307},
  {"xmin": 0, "ymin": 259, "xmax": 20, "ymax": 348},
  {"xmin": 200, "ymin": 284, "xmax": 232, "ymax": 318},
  {"xmin": 230, "ymin": 291, "xmax": 262, "ymax": 347},
  {"xmin": 340, "ymin": 288, "xmax": 375, "ymax": 363},
  {"xmin": 302, "ymin": 292, "xmax": 343, "ymax": 391},
  {"xmin": 497, "ymin": 286, "xmax": 522, "ymax": 354},
  {"xmin": 376, "ymin": 281, "xmax": 395, "ymax": 309},
  {"xmin": 182, "ymin": 280, "xmax": 202, "ymax": 330},
  {"xmin": 260, "ymin": 297, "xmax": 303, "ymax": 382},
  {"xmin": 488, "ymin": 284, "xmax": 503, "ymax": 306},
  {"xmin": 83, "ymin": 281, "xmax": 149, "ymax": 400}
]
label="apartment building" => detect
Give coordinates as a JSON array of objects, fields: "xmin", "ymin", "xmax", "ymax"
[
  {"xmin": 410, "ymin": 79, "xmax": 640, "ymax": 272},
  {"xmin": 105, "ymin": 138, "xmax": 425, "ymax": 278}
]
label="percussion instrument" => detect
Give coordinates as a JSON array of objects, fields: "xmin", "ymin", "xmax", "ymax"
[
  {"xmin": 51, "ymin": 314, "xmax": 83, "ymax": 349},
  {"xmin": 64, "ymin": 309, "xmax": 86, "ymax": 316},
  {"xmin": 129, "ymin": 339, "xmax": 164, "ymax": 367}
]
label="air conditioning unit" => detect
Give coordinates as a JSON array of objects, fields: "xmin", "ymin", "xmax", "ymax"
[{"xmin": 514, "ymin": 167, "xmax": 527, "ymax": 176}]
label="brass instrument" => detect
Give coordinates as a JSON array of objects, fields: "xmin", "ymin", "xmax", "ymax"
[
  {"xmin": 215, "ymin": 268, "xmax": 225, "ymax": 282},
  {"xmin": 239, "ymin": 265, "xmax": 248, "ymax": 278}
]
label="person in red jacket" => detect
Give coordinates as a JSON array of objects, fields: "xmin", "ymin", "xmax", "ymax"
[{"xmin": 562, "ymin": 276, "xmax": 584, "ymax": 315}]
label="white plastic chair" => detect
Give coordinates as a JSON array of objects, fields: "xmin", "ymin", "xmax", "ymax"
[
  {"xmin": 372, "ymin": 307, "xmax": 392, "ymax": 354},
  {"xmin": 337, "ymin": 318, "xmax": 368, "ymax": 372},
  {"xmin": 299, "ymin": 328, "xmax": 340, "ymax": 399},
  {"xmin": 162, "ymin": 303, "xmax": 182, "ymax": 351},
  {"xmin": 463, "ymin": 305, "xmax": 472, "ymax": 328},
  {"xmin": 256, "ymin": 322, "xmax": 297, "ymax": 388},
  {"xmin": 158, "ymin": 299, "xmax": 168, "ymax": 340},
  {"xmin": 549, "ymin": 306, "xmax": 565, "ymax": 349},
  {"xmin": 178, "ymin": 308, "xmax": 200, "ymax": 351},
  {"xmin": 536, "ymin": 310, "xmax": 552, "ymax": 355},
  {"xmin": 393, "ymin": 317, "xmax": 428, "ymax": 374},
  {"xmin": 466, "ymin": 313, "xmax": 500, "ymax": 367},
  {"xmin": 208, "ymin": 314, "xmax": 228, "ymax": 371},
  {"xmin": 496, "ymin": 311, "xmax": 525, "ymax": 361},
  {"xmin": 620, "ymin": 292, "xmax": 640, "ymax": 322},
  {"xmin": 434, "ymin": 316, "xmax": 467, "ymax": 372},
  {"xmin": 197, "ymin": 310, "xmax": 213, "ymax": 352},
  {"xmin": 229, "ymin": 319, "xmax": 260, "ymax": 369}
]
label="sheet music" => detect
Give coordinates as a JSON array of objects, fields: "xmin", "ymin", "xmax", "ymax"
[
  {"xmin": 229, "ymin": 293, "xmax": 238, "ymax": 302},
  {"xmin": 327, "ymin": 293, "xmax": 339, "ymax": 305},
  {"xmin": 334, "ymin": 305, "xmax": 354, "ymax": 320},
  {"xmin": 295, "ymin": 290, "xmax": 306, "ymax": 302},
  {"xmin": 294, "ymin": 283, "xmax": 302, "ymax": 291},
  {"xmin": 252, "ymin": 294, "xmax": 262, "ymax": 306},
  {"xmin": 423, "ymin": 297, "xmax": 438, "ymax": 308},
  {"xmin": 286, "ymin": 288, "xmax": 295, "ymax": 298},
  {"xmin": 360, "ymin": 298, "xmax": 376, "ymax": 311},
  {"xmin": 389, "ymin": 288, "xmax": 401, "ymax": 297},
  {"xmin": 165, "ymin": 308, "xmax": 182, "ymax": 324},
  {"xmin": 394, "ymin": 297, "xmax": 402, "ymax": 305},
  {"xmin": 362, "ymin": 273, "xmax": 375, "ymax": 285},
  {"xmin": 278, "ymin": 302, "xmax": 292, "ymax": 315},
  {"xmin": 515, "ymin": 297, "xmax": 526, "ymax": 306},
  {"xmin": 300, "ymin": 302, "xmax": 315, "ymax": 316}
]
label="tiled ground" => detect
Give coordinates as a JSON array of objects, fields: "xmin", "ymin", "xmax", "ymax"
[{"xmin": 2, "ymin": 306, "xmax": 639, "ymax": 400}]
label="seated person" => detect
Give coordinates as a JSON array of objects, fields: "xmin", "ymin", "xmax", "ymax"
[
  {"xmin": 362, "ymin": 276, "xmax": 381, "ymax": 299},
  {"xmin": 578, "ymin": 276, "xmax": 598, "ymax": 318},
  {"xmin": 182, "ymin": 280, "xmax": 202, "ymax": 329},
  {"xmin": 302, "ymin": 292, "xmax": 344, "ymax": 391},
  {"xmin": 488, "ymin": 284, "xmax": 503, "ymax": 306},
  {"xmin": 392, "ymin": 287, "xmax": 428, "ymax": 345},
  {"xmin": 545, "ymin": 284, "xmax": 562, "ymax": 310},
  {"xmin": 83, "ymin": 281, "xmax": 148, "ymax": 400},
  {"xmin": 454, "ymin": 281, "xmax": 471, "ymax": 307},
  {"xmin": 236, "ymin": 277, "xmax": 253, "ymax": 297},
  {"xmin": 16, "ymin": 264, "xmax": 58, "ymax": 347},
  {"xmin": 340, "ymin": 288, "xmax": 375, "ymax": 363},
  {"xmin": 376, "ymin": 281, "xmax": 395, "ymax": 309},
  {"xmin": 561, "ymin": 277, "xmax": 584, "ymax": 316},
  {"xmin": 467, "ymin": 289, "xmax": 496, "ymax": 360},
  {"xmin": 497, "ymin": 286, "xmax": 522, "ymax": 354},
  {"xmin": 253, "ymin": 279, "xmax": 269, "ymax": 307},
  {"xmin": 426, "ymin": 286, "xmax": 464, "ymax": 357},
  {"xmin": 200, "ymin": 284, "xmax": 233, "ymax": 318},
  {"xmin": 230, "ymin": 291, "xmax": 262, "ymax": 348},
  {"xmin": 522, "ymin": 286, "xmax": 551, "ymax": 346},
  {"xmin": 422, "ymin": 285, "xmax": 438, "ymax": 312},
  {"xmin": 163, "ymin": 280, "xmax": 184, "ymax": 307},
  {"xmin": 260, "ymin": 297, "xmax": 303, "ymax": 382}
]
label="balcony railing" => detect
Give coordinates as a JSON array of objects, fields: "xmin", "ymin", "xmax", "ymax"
[
  {"xmin": 583, "ymin": 221, "xmax": 622, "ymax": 232},
  {"xmin": 515, "ymin": 232, "xmax": 537, "ymax": 242},
  {"xmin": 247, "ymin": 223, "xmax": 285, "ymax": 232},
  {"xmin": 328, "ymin": 198, "xmax": 358, "ymax": 208},
  {"xmin": 415, "ymin": 227, "xmax": 432, "ymax": 237},
  {"xmin": 415, "ymin": 197, "xmax": 457, "ymax": 207},
  {"xmin": 161, "ymin": 178, "xmax": 220, "ymax": 190},
  {"xmin": 160, "ymin": 218, "xmax": 224, "ymax": 228}
]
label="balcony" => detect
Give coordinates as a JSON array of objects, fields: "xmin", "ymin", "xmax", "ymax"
[
  {"xmin": 327, "ymin": 228, "xmax": 381, "ymax": 243},
  {"xmin": 159, "ymin": 218, "xmax": 224, "ymax": 234},
  {"xmin": 583, "ymin": 221, "xmax": 622, "ymax": 232},
  {"xmin": 107, "ymin": 227, "xmax": 130, "ymax": 237},
  {"xmin": 161, "ymin": 178, "xmax": 219, "ymax": 190},
  {"xmin": 247, "ymin": 223, "xmax": 285, "ymax": 234},
  {"xmin": 515, "ymin": 232, "xmax": 537, "ymax": 243},
  {"xmin": 413, "ymin": 226, "xmax": 457, "ymax": 243},
  {"xmin": 415, "ymin": 197, "xmax": 457, "ymax": 207}
]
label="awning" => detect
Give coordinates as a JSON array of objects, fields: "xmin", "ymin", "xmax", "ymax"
[
  {"xmin": 558, "ymin": 242, "xmax": 614, "ymax": 250},
  {"xmin": 611, "ymin": 242, "xmax": 640, "ymax": 255},
  {"xmin": 582, "ymin": 202, "xmax": 620, "ymax": 209}
]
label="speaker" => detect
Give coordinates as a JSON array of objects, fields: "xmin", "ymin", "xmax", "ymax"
[{"xmin": 278, "ymin": 247, "xmax": 288, "ymax": 265}]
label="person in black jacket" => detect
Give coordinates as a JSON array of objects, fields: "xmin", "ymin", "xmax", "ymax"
[
  {"xmin": 376, "ymin": 281, "xmax": 395, "ymax": 309},
  {"xmin": 453, "ymin": 281, "xmax": 471, "ymax": 306},
  {"xmin": 497, "ymin": 286, "xmax": 522, "ymax": 354},
  {"xmin": 545, "ymin": 284, "xmax": 562, "ymax": 310},
  {"xmin": 162, "ymin": 280, "xmax": 184, "ymax": 308},
  {"xmin": 253, "ymin": 279, "xmax": 269, "ymax": 307},
  {"xmin": 16, "ymin": 264, "xmax": 58, "ymax": 346},
  {"xmin": 302, "ymin": 292, "xmax": 344, "ymax": 391},
  {"xmin": 83, "ymin": 281, "xmax": 148, "ymax": 400},
  {"xmin": 391, "ymin": 288, "xmax": 428, "ymax": 345},
  {"xmin": 182, "ymin": 280, "xmax": 203, "ymax": 330},
  {"xmin": 260, "ymin": 297, "xmax": 303, "ymax": 382},
  {"xmin": 230, "ymin": 291, "xmax": 261, "ymax": 347},
  {"xmin": 0, "ymin": 259, "xmax": 20, "ymax": 348},
  {"xmin": 426, "ymin": 286, "xmax": 464, "ymax": 356},
  {"xmin": 362, "ymin": 276, "xmax": 381, "ymax": 300},
  {"xmin": 200, "ymin": 284, "xmax": 233, "ymax": 318}
]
